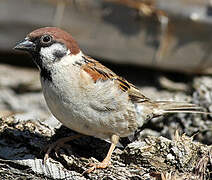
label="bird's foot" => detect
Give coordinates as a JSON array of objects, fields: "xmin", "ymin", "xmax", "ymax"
[
  {"xmin": 83, "ymin": 159, "xmax": 111, "ymax": 174},
  {"xmin": 43, "ymin": 134, "xmax": 82, "ymax": 163},
  {"xmin": 83, "ymin": 135, "xmax": 118, "ymax": 174}
]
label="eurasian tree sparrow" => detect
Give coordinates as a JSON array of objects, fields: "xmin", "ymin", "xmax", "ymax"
[{"xmin": 14, "ymin": 27, "xmax": 209, "ymax": 173}]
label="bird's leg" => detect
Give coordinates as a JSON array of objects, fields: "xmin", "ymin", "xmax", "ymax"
[
  {"xmin": 84, "ymin": 134, "xmax": 119, "ymax": 174},
  {"xmin": 44, "ymin": 134, "xmax": 82, "ymax": 163}
]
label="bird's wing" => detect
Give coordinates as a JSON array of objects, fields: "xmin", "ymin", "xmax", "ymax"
[
  {"xmin": 81, "ymin": 55, "xmax": 150, "ymax": 104},
  {"xmin": 80, "ymin": 56, "xmax": 210, "ymax": 117}
]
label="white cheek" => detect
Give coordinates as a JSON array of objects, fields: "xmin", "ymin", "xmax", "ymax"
[
  {"xmin": 59, "ymin": 51, "xmax": 83, "ymax": 65},
  {"xmin": 40, "ymin": 43, "xmax": 67, "ymax": 64}
]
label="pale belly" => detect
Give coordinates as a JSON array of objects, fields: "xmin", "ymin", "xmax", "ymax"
[
  {"xmin": 42, "ymin": 81, "xmax": 100, "ymax": 137},
  {"xmin": 41, "ymin": 78, "xmax": 139, "ymax": 140}
]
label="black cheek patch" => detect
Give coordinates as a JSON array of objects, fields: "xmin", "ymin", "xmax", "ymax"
[
  {"xmin": 53, "ymin": 50, "xmax": 66, "ymax": 59},
  {"xmin": 40, "ymin": 67, "xmax": 52, "ymax": 82}
]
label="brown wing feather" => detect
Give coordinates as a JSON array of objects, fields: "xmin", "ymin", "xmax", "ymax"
[
  {"xmin": 81, "ymin": 56, "xmax": 149, "ymax": 103},
  {"xmin": 80, "ymin": 56, "xmax": 210, "ymax": 115}
]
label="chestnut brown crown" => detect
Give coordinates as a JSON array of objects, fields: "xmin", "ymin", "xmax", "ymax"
[{"xmin": 28, "ymin": 27, "xmax": 80, "ymax": 55}]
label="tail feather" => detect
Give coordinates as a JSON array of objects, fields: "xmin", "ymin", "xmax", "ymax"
[{"xmin": 152, "ymin": 101, "xmax": 210, "ymax": 116}]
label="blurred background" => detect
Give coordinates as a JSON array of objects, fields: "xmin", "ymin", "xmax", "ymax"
[
  {"xmin": 0, "ymin": 0, "xmax": 212, "ymax": 144},
  {"xmin": 2, "ymin": 0, "xmax": 212, "ymax": 73}
]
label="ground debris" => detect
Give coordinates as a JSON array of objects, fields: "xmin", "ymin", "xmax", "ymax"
[
  {"xmin": 0, "ymin": 115, "xmax": 211, "ymax": 179},
  {"xmin": 121, "ymin": 131, "xmax": 212, "ymax": 180}
]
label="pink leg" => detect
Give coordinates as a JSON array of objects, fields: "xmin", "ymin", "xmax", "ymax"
[
  {"xmin": 44, "ymin": 134, "xmax": 82, "ymax": 163},
  {"xmin": 83, "ymin": 134, "xmax": 119, "ymax": 174}
]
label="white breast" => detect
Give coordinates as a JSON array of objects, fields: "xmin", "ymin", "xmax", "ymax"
[{"xmin": 41, "ymin": 54, "xmax": 139, "ymax": 140}]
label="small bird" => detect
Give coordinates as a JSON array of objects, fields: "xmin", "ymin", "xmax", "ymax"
[{"xmin": 14, "ymin": 27, "xmax": 209, "ymax": 173}]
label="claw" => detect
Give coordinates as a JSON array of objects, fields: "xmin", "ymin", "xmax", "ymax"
[
  {"xmin": 82, "ymin": 134, "xmax": 119, "ymax": 174},
  {"xmin": 83, "ymin": 161, "xmax": 110, "ymax": 174},
  {"xmin": 42, "ymin": 134, "xmax": 82, "ymax": 163}
]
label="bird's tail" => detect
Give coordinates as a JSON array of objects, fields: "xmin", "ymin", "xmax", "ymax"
[{"xmin": 151, "ymin": 101, "xmax": 210, "ymax": 116}]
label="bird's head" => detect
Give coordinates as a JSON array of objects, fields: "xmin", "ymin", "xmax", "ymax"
[{"xmin": 14, "ymin": 27, "xmax": 80, "ymax": 69}]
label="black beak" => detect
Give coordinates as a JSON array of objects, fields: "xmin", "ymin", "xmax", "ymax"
[{"xmin": 13, "ymin": 38, "xmax": 36, "ymax": 52}]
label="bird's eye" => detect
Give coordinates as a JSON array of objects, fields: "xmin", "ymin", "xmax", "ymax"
[{"xmin": 41, "ymin": 35, "xmax": 52, "ymax": 44}]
